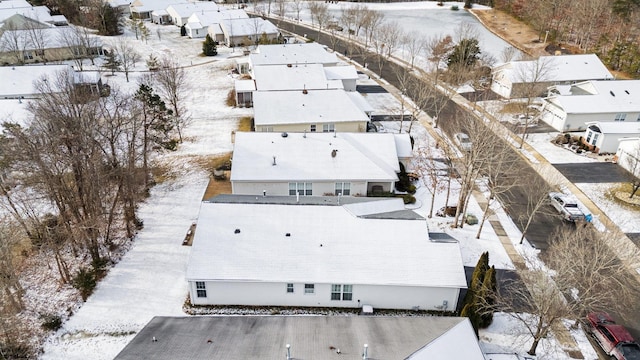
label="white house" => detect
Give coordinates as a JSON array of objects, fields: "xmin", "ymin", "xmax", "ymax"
[
  {"xmin": 583, "ymin": 122, "xmax": 640, "ymax": 154},
  {"xmin": 129, "ymin": 0, "xmax": 187, "ymax": 20},
  {"xmin": 0, "ymin": 5, "xmax": 63, "ymax": 27},
  {"xmin": 0, "ymin": 0, "xmax": 32, "ymax": 9},
  {"xmin": 252, "ymin": 63, "xmax": 344, "ymax": 91},
  {"xmin": 249, "ymin": 42, "xmax": 339, "ymax": 69},
  {"xmin": 114, "ymin": 316, "xmax": 485, "ymax": 360},
  {"xmin": 253, "ymin": 89, "xmax": 370, "ymax": 132},
  {"xmin": 616, "ymin": 138, "xmax": 640, "ymax": 177},
  {"xmin": 165, "ymin": 2, "xmax": 219, "ymax": 27},
  {"xmin": 230, "ymin": 131, "xmax": 409, "ymax": 196},
  {"xmin": 219, "ymin": 17, "xmax": 278, "ymax": 47},
  {"xmin": 184, "ymin": 9, "xmax": 247, "ymax": 39},
  {"xmin": 491, "ymin": 54, "xmax": 613, "ymax": 99},
  {"xmin": 186, "ymin": 195, "xmax": 467, "ymax": 310},
  {"xmin": 540, "ymin": 80, "xmax": 640, "ymax": 132},
  {"xmin": 0, "ymin": 64, "xmax": 70, "ymax": 98}
]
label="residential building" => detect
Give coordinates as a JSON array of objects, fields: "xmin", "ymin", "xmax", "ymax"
[
  {"xmin": 583, "ymin": 121, "xmax": 640, "ymax": 153},
  {"xmin": 114, "ymin": 316, "xmax": 485, "ymax": 360},
  {"xmin": 540, "ymin": 80, "xmax": 640, "ymax": 132},
  {"xmin": 129, "ymin": 0, "xmax": 187, "ymax": 20},
  {"xmin": 166, "ymin": 2, "xmax": 219, "ymax": 27},
  {"xmin": 0, "ymin": 64, "xmax": 104, "ymax": 99},
  {"xmin": 248, "ymin": 42, "xmax": 339, "ymax": 70},
  {"xmin": 218, "ymin": 17, "xmax": 278, "ymax": 47},
  {"xmin": 491, "ymin": 54, "xmax": 613, "ymax": 99},
  {"xmin": 186, "ymin": 195, "xmax": 467, "ymax": 310},
  {"xmin": 252, "ymin": 89, "xmax": 370, "ymax": 132},
  {"xmin": 230, "ymin": 131, "xmax": 409, "ymax": 196},
  {"xmin": 184, "ymin": 9, "xmax": 247, "ymax": 39}
]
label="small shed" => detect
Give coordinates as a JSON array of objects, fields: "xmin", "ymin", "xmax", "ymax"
[{"xmin": 583, "ymin": 121, "xmax": 640, "ymax": 154}]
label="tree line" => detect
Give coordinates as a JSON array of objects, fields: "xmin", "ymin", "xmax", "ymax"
[{"xmin": 0, "ymin": 59, "xmax": 188, "ymax": 358}]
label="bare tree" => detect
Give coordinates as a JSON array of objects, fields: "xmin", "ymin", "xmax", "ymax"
[
  {"xmin": 352, "ymin": 4, "xmax": 370, "ymax": 40},
  {"xmin": 500, "ymin": 46, "xmax": 519, "ymax": 63},
  {"xmin": 403, "ymin": 31, "xmax": 425, "ymax": 69},
  {"xmin": 513, "ymin": 56, "xmax": 554, "ymax": 148},
  {"xmin": 414, "ymin": 141, "xmax": 447, "ymax": 218},
  {"xmin": 424, "ymin": 34, "xmax": 453, "ymax": 87},
  {"xmin": 363, "ymin": 9, "xmax": 384, "ymax": 47},
  {"xmin": 618, "ymin": 140, "xmax": 640, "ymax": 198},
  {"xmin": 291, "ymin": 0, "xmax": 304, "ymax": 22},
  {"xmin": 511, "ymin": 166, "xmax": 556, "ymax": 244},
  {"xmin": 0, "ymin": 221, "xmax": 25, "ymax": 313},
  {"xmin": 273, "ymin": 0, "xmax": 287, "ymax": 22},
  {"xmin": 24, "ymin": 19, "xmax": 49, "ymax": 64},
  {"xmin": 379, "ymin": 20, "xmax": 404, "ymax": 58},
  {"xmin": 154, "ymin": 58, "xmax": 189, "ymax": 143},
  {"xmin": 340, "ymin": 6, "xmax": 358, "ymax": 41},
  {"xmin": 0, "ymin": 23, "xmax": 28, "ymax": 65},
  {"xmin": 114, "ymin": 38, "xmax": 141, "ymax": 82},
  {"xmin": 58, "ymin": 26, "xmax": 102, "ymax": 71},
  {"xmin": 308, "ymin": 1, "xmax": 330, "ymax": 39}
]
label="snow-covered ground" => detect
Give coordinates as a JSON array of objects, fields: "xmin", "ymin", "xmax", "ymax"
[{"xmin": 20, "ymin": 4, "xmax": 634, "ymax": 359}]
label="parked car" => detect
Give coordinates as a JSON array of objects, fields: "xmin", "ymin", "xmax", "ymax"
[
  {"xmin": 585, "ymin": 312, "xmax": 640, "ymax": 360},
  {"xmin": 454, "ymin": 132, "xmax": 472, "ymax": 152},
  {"xmin": 548, "ymin": 192, "xmax": 585, "ymax": 222}
]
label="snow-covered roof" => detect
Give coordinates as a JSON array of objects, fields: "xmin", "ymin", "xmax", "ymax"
[
  {"xmin": 221, "ymin": 17, "xmax": 278, "ymax": 38},
  {"xmin": 0, "ymin": 26, "xmax": 101, "ymax": 51},
  {"xmin": 547, "ymin": 80, "xmax": 640, "ymax": 114},
  {"xmin": 0, "ymin": 64, "xmax": 70, "ymax": 97},
  {"xmin": 0, "ymin": 0, "xmax": 31, "ymax": 10},
  {"xmin": 346, "ymin": 91, "xmax": 374, "ymax": 113},
  {"xmin": 497, "ymin": 54, "xmax": 613, "ymax": 84},
  {"xmin": 586, "ymin": 121, "xmax": 640, "ymax": 135},
  {"xmin": 73, "ymin": 71, "xmax": 101, "ymax": 84},
  {"xmin": 0, "ymin": 99, "xmax": 32, "ymax": 127},
  {"xmin": 252, "ymin": 63, "xmax": 343, "ymax": 91},
  {"xmin": 166, "ymin": 2, "xmax": 219, "ymax": 18},
  {"xmin": 394, "ymin": 133, "xmax": 413, "ymax": 159},
  {"xmin": 114, "ymin": 316, "xmax": 482, "ymax": 360},
  {"xmin": 151, "ymin": 9, "xmax": 168, "ymax": 15},
  {"xmin": 186, "ymin": 196, "xmax": 467, "ymax": 289},
  {"xmin": 230, "ymin": 131, "xmax": 400, "ymax": 182},
  {"xmin": 187, "ymin": 8, "xmax": 247, "ymax": 27},
  {"xmin": 0, "ymin": 5, "xmax": 53, "ymax": 23},
  {"xmin": 108, "ymin": 0, "xmax": 131, "ymax": 8},
  {"xmin": 323, "ymin": 65, "xmax": 358, "ymax": 80},
  {"xmin": 250, "ymin": 43, "xmax": 338, "ymax": 67},
  {"xmin": 234, "ymin": 79, "xmax": 255, "ymax": 92},
  {"xmin": 131, "ymin": 0, "xmax": 187, "ymax": 13},
  {"xmin": 252, "ymin": 89, "xmax": 370, "ymax": 126}
]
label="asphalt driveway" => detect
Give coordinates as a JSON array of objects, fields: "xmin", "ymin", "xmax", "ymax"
[{"xmin": 553, "ymin": 163, "xmax": 632, "ymax": 183}]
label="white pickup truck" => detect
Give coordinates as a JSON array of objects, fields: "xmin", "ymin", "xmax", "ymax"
[{"xmin": 549, "ymin": 192, "xmax": 586, "ymax": 222}]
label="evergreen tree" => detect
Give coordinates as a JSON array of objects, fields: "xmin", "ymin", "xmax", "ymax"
[
  {"xmin": 103, "ymin": 50, "xmax": 121, "ymax": 75},
  {"xmin": 180, "ymin": 24, "xmax": 187, "ymax": 37},
  {"xmin": 479, "ymin": 265, "xmax": 497, "ymax": 328},
  {"xmin": 202, "ymin": 34, "xmax": 218, "ymax": 56},
  {"xmin": 447, "ymin": 38, "xmax": 481, "ymax": 68},
  {"xmin": 461, "ymin": 303, "xmax": 480, "ymax": 336},
  {"xmin": 99, "ymin": 4, "xmax": 123, "ymax": 36},
  {"xmin": 146, "ymin": 54, "xmax": 160, "ymax": 71}
]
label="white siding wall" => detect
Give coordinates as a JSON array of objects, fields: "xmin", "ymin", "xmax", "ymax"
[
  {"xmin": 231, "ymin": 181, "xmax": 369, "ymax": 196},
  {"xmin": 255, "ymin": 121, "xmax": 367, "ymax": 133},
  {"xmin": 342, "ymin": 79, "xmax": 356, "ymax": 92},
  {"xmin": 616, "ymin": 140, "xmax": 640, "ymax": 175},
  {"xmin": 189, "ymin": 281, "xmax": 460, "ymax": 311}
]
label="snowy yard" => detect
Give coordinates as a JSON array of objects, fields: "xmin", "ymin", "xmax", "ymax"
[{"xmin": 7, "ymin": 4, "xmax": 631, "ymax": 360}]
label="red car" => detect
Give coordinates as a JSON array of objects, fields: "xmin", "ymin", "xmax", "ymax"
[{"xmin": 585, "ymin": 312, "xmax": 640, "ymax": 360}]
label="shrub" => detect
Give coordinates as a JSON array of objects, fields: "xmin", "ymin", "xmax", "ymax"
[
  {"xmin": 450, "ymin": 5, "xmax": 459, "ymax": 10},
  {"xmin": 202, "ymin": 34, "xmax": 218, "ymax": 56},
  {"xmin": 400, "ymin": 194, "xmax": 416, "ymax": 204},
  {"xmin": 226, "ymin": 90, "xmax": 237, "ymax": 107},
  {"xmin": 73, "ymin": 267, "xmax": 97, "ymax": 301},
  {"xmin": 406, "ymin": 184, "xmax": 416, "ymax": 194},
  {"xmin": 40, "ymin": 314, "xmax": 63, "ymax": 331}
]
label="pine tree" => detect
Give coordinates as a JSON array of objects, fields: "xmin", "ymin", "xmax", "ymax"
[
  {"xmin": 460, "ymin": 303, "xmax": 480, "ymax": 336},
  {"xmin": 479, "ymin": 265, "xmax": 497, "ymax": 328},
  {"xmin": 180, "ymin": 24, "xmax": 187, "ymax": 37},
  {"xmin": 202, "ymin": 34, "xmax": 218, "ymax": 56},
  {"xmin": 146, "ymin": 54, "xmax": 160, "ymax": 71},
  {"xmin": 103, "ymin": 50, "xmax": 121, "ymax": 76}
]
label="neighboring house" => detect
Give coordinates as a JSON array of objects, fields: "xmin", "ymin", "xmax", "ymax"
[
  {"xmin": 252, "ymin": 89, "xmax": 370, "ymax": 132},
  {"xmin": 114, "ymin": 316, "xmax": 485, "ymax": 360},
  {"xmin": 166, "ymin": 2, "xmax": 219, "ymax": 27},
  {"xmin": 583, "ymin": 122, "xmax": 640, "ymax": 154},
  {"xmin": 129, "ymin": 0, "xmax": 187, "ymax": 20},
  {"xmin": 0, "ymin": 64, "xmax": 103, "ymax": 99},
  {"xmin": 395, "ymin": 133, "xmax": 413, "ymax": 168},
  {"xmin": 491, "ymin": 54, "xmax": 613, "ymax": 99},
  {"xmin": 0, "ymin": 6, "xmax": 65, "ymax": 28},
  {"xmin": 540, "ymin": 80, "xmax": 640, "ymax": 132},
  {"xmin": 616, "ymin": 138, "xmax": 640, "ymax": 177},
  {"xmin": 324, "ymin": 64, "xmax": 358, "ymax": 91},
  {"xmin": 186, "ymin": 195, "xmax": 467, "ymax": 310},
  {"xmin": 0, "ymin": 0, "xmax": 32, "ymax": 9},
  {"xmin": 0, "ymin": 25, "xmax": 102, "ymax": 65},
  {"xmin": 107, "ymin": 0, "xmax": 131, "ymax": 15},
  {"xmin": 219, "ymin": 17, "xmax": 278, "ymax": 47},
  {"xmin": 184, "ymin": 9, "xmax": 247, "ymax": 39},
  {"xmin": 150, "ymin": 9, "xmax": 170, "ymax": 25},
  {"xmin": 230, "ymin": 131, "xmax": 409, "ymax": 196},
  {"xmin": 248, "ymin": 42, "xmax": 339, "ymax": 70}
]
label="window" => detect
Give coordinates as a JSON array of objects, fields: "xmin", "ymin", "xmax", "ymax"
[
  {"xmin": 330, "ymin": 284, "xmax": 353, "ymax": 301},
  {"xmin": 335, "ymin": 182, "xmax": 350, "ymax": 196},
  {"xmin": 286, "ymin": 283, "xmax": 294, "ymax": 293},
  {"xmin": 304, "ymin": 284, "xmax": 315, "ymax": 294},
  {"xmin": 261, "ymin": 126, "xmax": 274, "ymax": 132},
  {"xmin": 322, "ymin": 123, "xmax": 335, "ymax": 132},
  {"xmin": 289, "ymin": 182, "xmax": 312, "ymax": 196},
  {"xmin": 592, "ymin": 132, "xmax": 599, "ymax": 145},
  {"xmin": 195, "ymin": 281, "xmax": 207, "ymax": 298},
  {"xmin": 310, "ymin": 124, "xmax": 316, "ymax": 132},
  {"xmin": 586, "ymin": 131, "xmax": 592, "ymax": 144},
  {"xmin": 614, "ymin": 113, "xmax": 627, "ymax": 122},
  {"xmin": 23, "ymin": 51, "xmax": 34, "ymax": 60}
]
